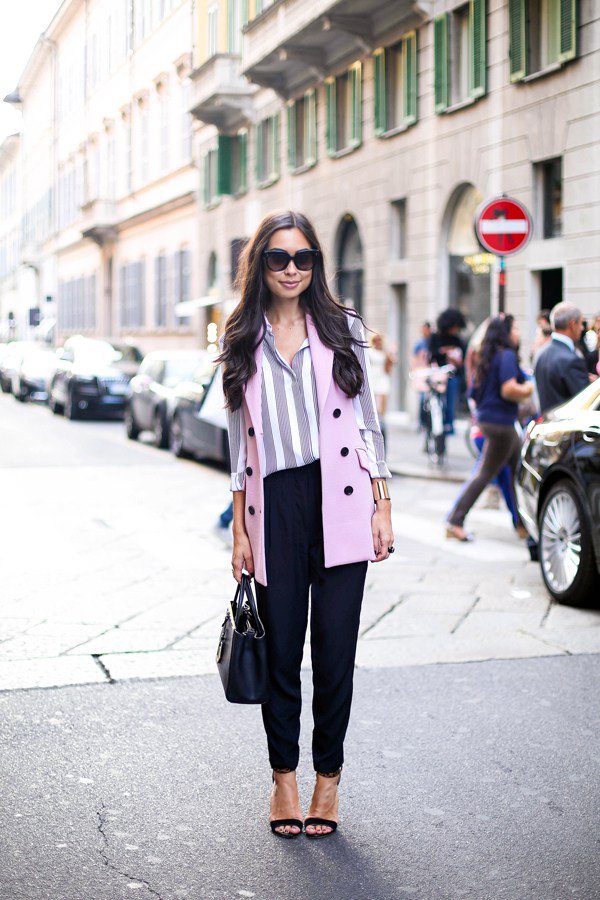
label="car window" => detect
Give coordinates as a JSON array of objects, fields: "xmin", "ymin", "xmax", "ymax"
[{"xmin": 163, "ymin": 358, "xmax": 200, "ymax": 388}]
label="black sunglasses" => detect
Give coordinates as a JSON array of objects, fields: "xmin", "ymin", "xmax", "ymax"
[{"xmin": 263, "ymin": 249, "xmax": 320, "ymax": 272}]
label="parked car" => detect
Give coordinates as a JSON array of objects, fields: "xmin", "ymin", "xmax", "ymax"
[
  {"xmin": 0, "ymin": 341, "xmax": 36, "ymax": 393},
  {"xmin": 170, "ymin": 364, "xmax": 229, "ymax": 464},
  {"xmin": 48, "ymin": 336, "xmax": 133, "ymax": 419},
  {"xmin": 12, "ymin": 345, "xmax": 57, "ymax": 401},
  {"xmin": 515, "ymin": 379, "xmax": 600, "ymax": 607},
  {"xmin": 125, "ymin": 350, "xmax": 213, "ymax": 448}
]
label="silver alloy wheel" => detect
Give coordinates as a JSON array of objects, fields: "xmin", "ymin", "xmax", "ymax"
[{"xmin": 540, "ymin": 490, "xmax": 582, "ymax": 593}]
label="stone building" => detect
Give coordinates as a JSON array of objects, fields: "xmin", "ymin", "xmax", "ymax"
[
  {"xmin": 3, "ymin": 0, "xmax": 199, "ymax": 352},
  {"xmin": 190, "ymin": 0, "xmax": 599, "ymax": 410}
]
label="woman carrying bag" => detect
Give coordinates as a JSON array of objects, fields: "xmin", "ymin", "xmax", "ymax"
[
  {"xmin": 218, "ymin": 211, "xmax": 394, "ymax": 839},
  {"xmin": 446, "ymin": 315, "xmax": 533, "ymax": 541}
]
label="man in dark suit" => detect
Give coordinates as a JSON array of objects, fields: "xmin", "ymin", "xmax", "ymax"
[{"xmin": 534, "ymin": 302, "xmax": 590, "ymax": 413}]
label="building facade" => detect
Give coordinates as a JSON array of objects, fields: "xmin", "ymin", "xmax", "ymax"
[
  {"xmin": 3, "ymin": 0, "xmax": 200, "ymax": 352},
  {"xmin": 0, "ymin": 133, "xmax": 25, "ymax": 341},
  {"xmin": 3, "ymin": 0, "xmax": 599, "ymax": 413},
  {"xmin": 190, "ymin": 0, "xmax": 600, "ymax": 410}
]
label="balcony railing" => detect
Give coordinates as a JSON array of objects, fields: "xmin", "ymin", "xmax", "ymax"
[
  {"xmin": 80, "ymin": 199, "xmax": 117, "ymax": 245},
  {"xmin": 189, "ymin": 53, "xmax": 257, "ymax": 131},
  {"xmin": 242, "ymin": 0, "xmax": 428, "ymax": 97}
]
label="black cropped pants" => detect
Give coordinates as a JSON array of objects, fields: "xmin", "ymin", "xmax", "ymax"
[{"xmin": 255, "ymin": 461, "xmax": 368, "ymax": 773}]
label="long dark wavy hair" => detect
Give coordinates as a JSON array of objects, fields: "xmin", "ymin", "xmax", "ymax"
[
  {"xmin": 473, "ymin": 315, "xmax": 518, "ymax": 387},
  {"xmin": 218, "ymin": 210, "xmax": 365, "ymax": 411}
]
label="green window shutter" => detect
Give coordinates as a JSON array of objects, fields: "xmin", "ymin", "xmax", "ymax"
[
  {"xmin": 433, "ymin": 14, "xmax": 449, "ymax": 113},
  {"xmin": 239, "ymin": 129, "xmax": 248, "ymax": 193},
  {"xmin": 272, "ymin": 112, "xmax": 280, "ymax": 178},
  {"xmin": 306, "ymin": 89, "xmax": 317, "ymax": 165},
  {"xmin": 203, "ymin": 153, "xmax": 210, "ymax": 205},
  {"xmin": 325, "ymin": 78, "xmax": 336, "ymax": 155},
  {"xmin": 287, "ymin": 100, "xmax": 296, "ymax": 169},
  {"xmin": 403, "ymin": 31, "xmax": 418, "ymax": 125},
  {"xmin": 509, "ymin": 0, "xmax": 527, "ymax": 82},
  {"xmin": 217, "ymin": 136, "xmax": 233, "ymax": 195},
  {"xmin": 254, "ymin": 121, "xmax": 263, "ymax": 183},
  {"xmin": 469, "ymin": 0, "xmax": 486, "ymax": 98},
  {"xmin": 350, "ymin": 62, "xmax": 362, "ymax": 148},
  {"xmin": 374, "ymin": 49, "xmax": 386, "ymax": 135},
  {"xmin": 558, "ymin": 0, "xmax": 577, "ymax": 62}
]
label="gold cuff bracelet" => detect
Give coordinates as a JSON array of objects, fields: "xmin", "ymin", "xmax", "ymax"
[{"xmin": 373, "ymin": 479, "xmax": 390, "ymax": 502}]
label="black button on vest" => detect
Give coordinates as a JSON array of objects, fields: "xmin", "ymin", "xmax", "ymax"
[
  {"xmin": 248, "ymin": 505, "xmax": 255, "ymax": 515},
  {"xmin": 333, "ymin": 408, "xmax": 341, "ymax": 418},
  {"xmin": 344, "ymin": 486, "xmax": 353, "ymax": 495},
  {"xmin": 248, "ymin": 427, "xmax": 255, "ymax": 437},
  {"xmin": 340, "ymin": 447, "xmax": 349, "ymax": 457},
  {"xmin": 246, "ymin": 467, "xmax": 253, "ymax": 476}
]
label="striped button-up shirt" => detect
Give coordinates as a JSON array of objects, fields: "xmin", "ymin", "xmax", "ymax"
[{"xmin": 227, "ymin": 314, "xmax": 391, "ymax": 491}]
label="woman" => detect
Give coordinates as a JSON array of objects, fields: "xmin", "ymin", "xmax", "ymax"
[
  {"xmin": 446, "ymin": 315, "xmax": 533, "ymax": 541},
  {"xmin": 219, "ymin": 211, "xmax": 394, "ymax": 839},
  {"xmin": 368, "ymin": 333, "xmax": 395, "ymax": 418},
  {"xmin": 428, "ymin": 309, "xmax": 467, "ymax": 435}
]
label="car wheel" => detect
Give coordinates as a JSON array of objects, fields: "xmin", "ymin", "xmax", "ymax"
[
  {"xmin": 125, "ymin": 405, "xmax": 140, "ymax": 440},
  {"xmin": 154, "ymin": 408, "xmax": 169, "ymax": 449},
  {"xmin": 170, "ymin": 414, "xmax": 190, "ymax": 458},
  {"xmin": 65, "ymin": 389, "xmax": 80, "ymax": 421},
  {"xmin": 538, "ymin": 481, "xmax": 599, "ymax": 607},
  {"xmin": 49, "ymin": 387, "xmax": 63, "ymax": 415}
]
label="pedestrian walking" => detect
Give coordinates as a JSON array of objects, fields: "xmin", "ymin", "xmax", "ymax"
[
  {"xmin": 534, "ymin": 302, "xmax": 590, "ymax": 413},
  {"xmin": 530, "ymin": 309, "xmax": 552, "ymax": 366},
  {"xmin": 368, "ymin": 333, "xmax": 395, "ymax": 419},
  {"xmin": 446, "ymin": 316, "xmax": 533, "ymax": 542},
  {"xmin": 428, "ymin": 309, "xmax": 467, "ymax": 435},
  {"xmin": 218, "ymin": 210, "xmax": 394, "ymax": 839}
]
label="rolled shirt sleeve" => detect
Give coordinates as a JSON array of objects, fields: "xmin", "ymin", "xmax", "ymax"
[
  {"xmin": 348, "ymin": 314, "xmax": 392, "ymax": 479},
  {"xmin": 226, "ymin": 403, "xmax": 248, "ymax": 492}
]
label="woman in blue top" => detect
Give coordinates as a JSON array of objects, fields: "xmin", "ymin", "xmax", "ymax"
[{"xmin": 446, "ymin": 316, "xmax": 534, "ymax": 541}]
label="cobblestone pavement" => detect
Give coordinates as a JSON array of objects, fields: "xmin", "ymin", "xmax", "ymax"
[{"xmin": 1, "ymin": 393, "xmax": 599, "ymax": 692}]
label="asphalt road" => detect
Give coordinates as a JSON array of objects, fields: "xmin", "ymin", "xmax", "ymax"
[{"xmin": 2, "ymin": 655, "xmax": 599, "ymax": 900}]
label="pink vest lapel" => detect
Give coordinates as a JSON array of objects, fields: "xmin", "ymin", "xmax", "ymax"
[
  {"xmin": 306, "ymin": 312, "xmax": 334, "ymax": 418},
  {"xmin": 244, "ymin": 335, "xmax": 264, "ymax": 434}
]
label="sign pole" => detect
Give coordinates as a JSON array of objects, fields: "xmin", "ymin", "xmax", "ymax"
[{"xmin": 498, "ymin": 256, "xmax": 506, "ymax": 315}]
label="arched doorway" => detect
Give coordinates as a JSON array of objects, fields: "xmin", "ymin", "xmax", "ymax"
[
  {"xmin": 335, "ymin": 214, "xmax": 363, "ymax": 314},
  {"xmin": 443, "ymin": 184, "xmax": 493, "ymax": 329}
]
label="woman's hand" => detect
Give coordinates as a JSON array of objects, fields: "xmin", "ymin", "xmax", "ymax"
[
  {"xmin": 232, "ymin": 528, "xmax": 255, "ymax": 583},
  {"xmin": 372, "ymin": 501, "xmax": 394, "ymax": 562}
]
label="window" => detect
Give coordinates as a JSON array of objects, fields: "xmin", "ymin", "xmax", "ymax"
[
  {"xmin": 154, "ymin": 254, "xmax": 169, "ymax": 326},
  {"xmin": 180, "ymin": 80, "xmax": 192, "ymax": 162},
  {"xmin": 509, "ymin": 0, "xmax": 577, "ymax": 81},
  {"xmin": 325, "ymin": 63, "xmax": 362, "ymax": 155},
  {"xmin": 535, "ymin": 157, "xmax": 562, "ymax": 238},
  {"xmin": 391, "ymin": 199, "xmax": 407, "ymax": 258},
  {"xmin": 119, "ymin": 260, "xmax": 146, "ymax": 327},
  {"xmin": 228, "ymin": 0, "xmax": 243, "ymax": 53},
  {"xmin": 434, "ymin": 0, "xmax": 486, "ymax": 113},
  {"xmin": 137, "ymin": 101, "xmax": 149, "ymax": 185},
  {"xmin": 159, "ymin": 87, "xmax": 170, "ymax": 173},
  {"xmin": 121, "ymin": 113, "xmax": 132, "ymax": 195},
  {"xmin": 58, "ymin": 274, "xmax": 97, "ymax": 330},
  {"xmin": 204, "ymin": 133, "xmax": 247, "ymax": 205},
  {"xmin": 287, "ymin": 90, "xmax": 317, "ymax": 171},
  {"xmin": 173, "ymin": 247, "xmax": 191, "ymax": 325},
  {"xmin": 208, "ymin": 4, "xmax": 219, "ymax": 56},
  {"xmin": 374, "ymin": 33, "xmax": 417, "ymax": 135},
  {"xmin": 255, "ymin": 115, "xmax": 280, "ymax": 186}
]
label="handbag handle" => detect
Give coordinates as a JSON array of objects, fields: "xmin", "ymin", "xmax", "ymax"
[{"xmin": 234, "ymin": 573, "xmax": 265, "ymax": 638}]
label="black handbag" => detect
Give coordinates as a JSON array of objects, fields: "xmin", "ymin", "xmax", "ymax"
[{"xmin": 216, "ymin": 572, "xmax": 268, "ymax": 704}]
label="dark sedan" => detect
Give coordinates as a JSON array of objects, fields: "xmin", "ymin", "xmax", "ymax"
[
  {"xmin": 516, "ymin": 380, "xmax": 600, "ymax": 607},
  {"xmin": 49, "ymin": 337, "xmax": 134, "ymax": 419},
  {"xmin": 170, "ymin": 365, "xmax": 229, "ymax": 464},
  {"xmin": 125, "ymin": 350, "xmax": 213, "ymax": 448}
]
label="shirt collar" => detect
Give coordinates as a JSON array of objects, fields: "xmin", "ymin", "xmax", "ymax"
[{"xmin": 552, "ymin": 332, "xmax": 575, "ymax": 352}]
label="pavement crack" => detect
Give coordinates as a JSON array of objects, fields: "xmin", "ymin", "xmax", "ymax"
[
  {"xmin": 450, "ymin": 596, "xmax": 481, "ymax": 634},
  {"xmin": 360, "ymin": 596, "xmax": 405, "ymax": 637},
  {"xmin": 92, "ymin": 655, "xmax": 116, "ymax": 684},
  {"xmin": 97, "ymin": 804, "xmax": 163, "ymax": 899},
  {"xmin": 539, "ymin": 599, "xmax": 554, "ymax": 627},
  {"xmin": 164, "ymin": 613, "xmax": 222, "ymax": 650}
]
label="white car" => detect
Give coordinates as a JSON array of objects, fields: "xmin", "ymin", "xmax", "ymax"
[{"xmin": 12, "ymin": 346, "xmax": 58, "ymax": 401}]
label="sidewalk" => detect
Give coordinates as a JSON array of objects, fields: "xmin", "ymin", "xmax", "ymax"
[{"xmin": 385, "ymin": 412, "xmax": 474, "ymax": 483}]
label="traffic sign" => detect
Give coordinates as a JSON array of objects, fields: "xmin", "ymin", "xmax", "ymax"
[{"xmin": 475, "ymin": 196, "xmax": 532, "ymax": 257}]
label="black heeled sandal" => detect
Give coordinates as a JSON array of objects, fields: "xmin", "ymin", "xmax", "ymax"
[
  {"xmin": 269, "ymin": 770, "xmax": 303, "ymax": 839},
  {"xmin": 304, "ymin": 769, "xmax": 341, "ymax": 838}
]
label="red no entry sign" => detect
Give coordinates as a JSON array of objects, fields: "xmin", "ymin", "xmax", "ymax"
[{"xmin": 475, "ymin": 196, "xmax": 532, "ymax": 256}]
